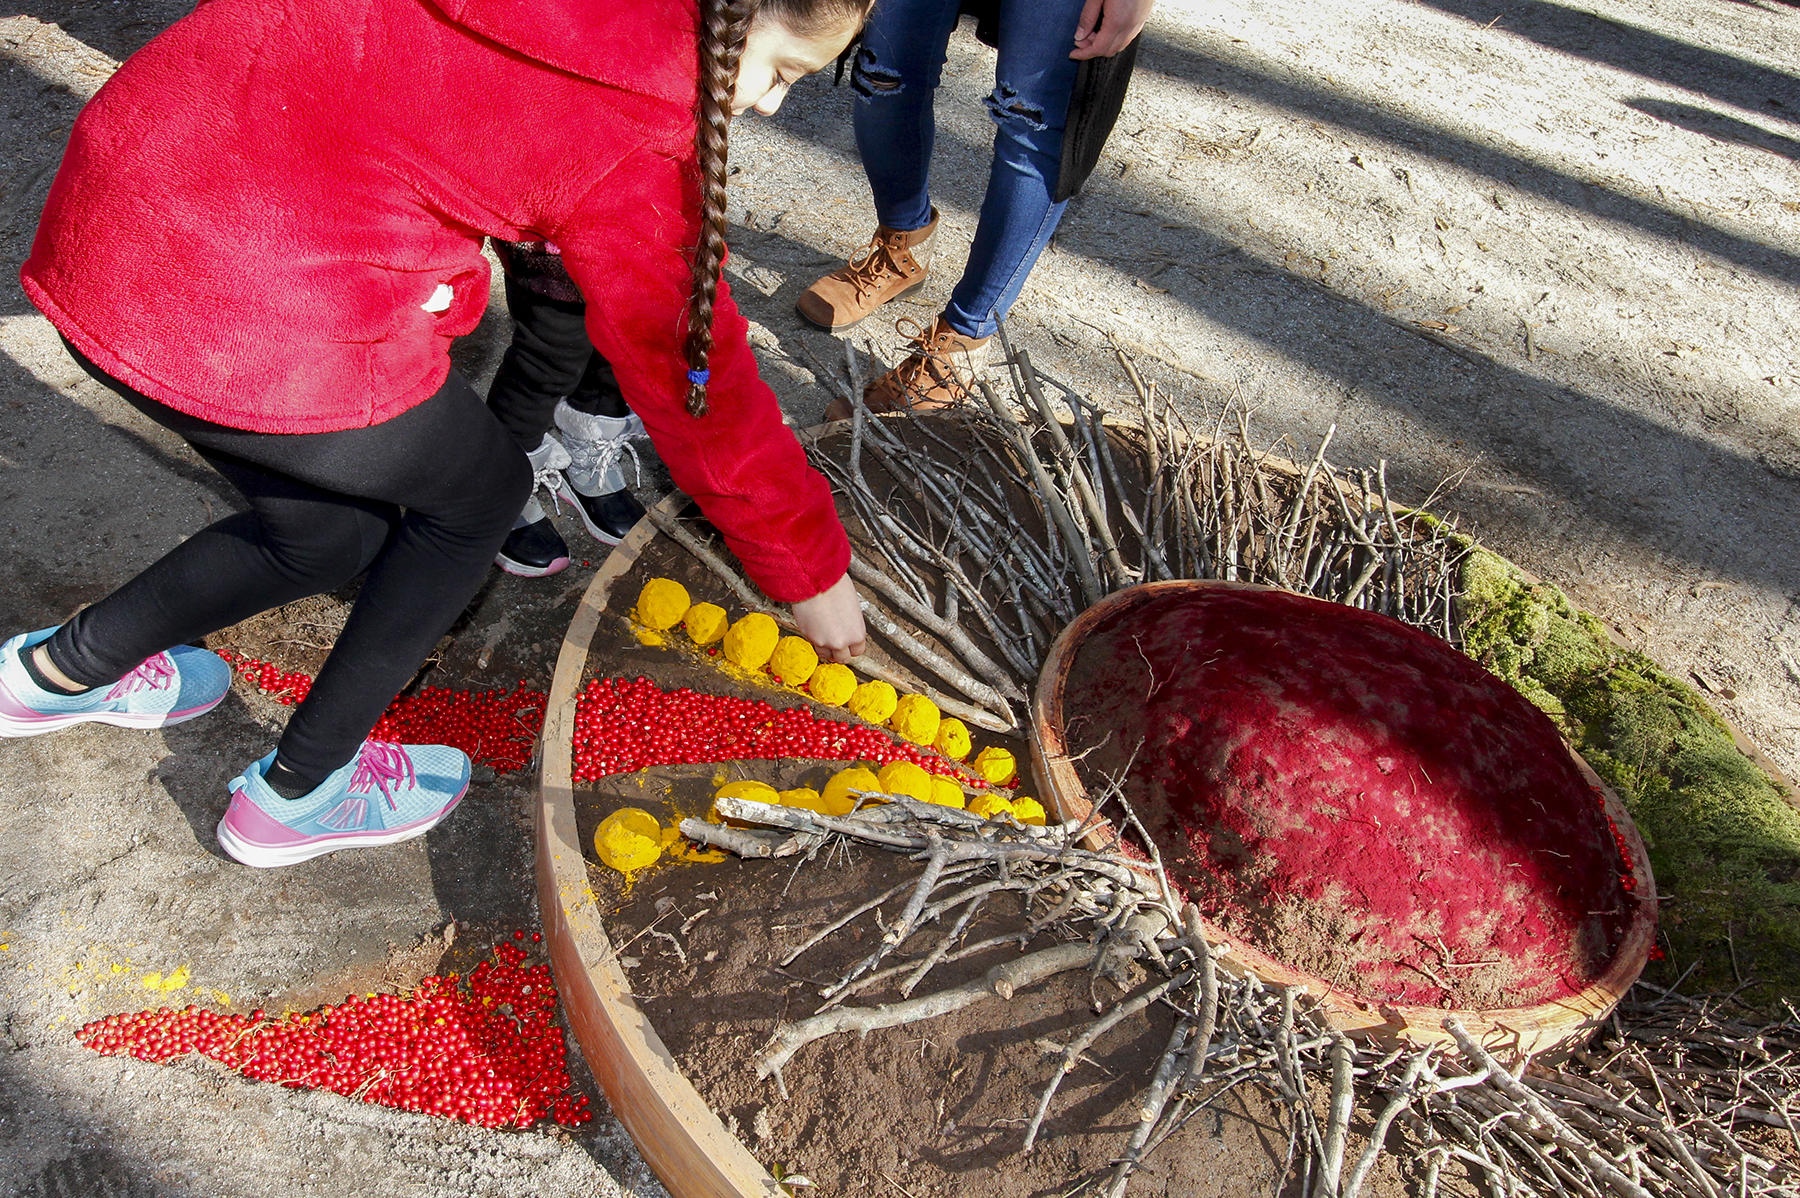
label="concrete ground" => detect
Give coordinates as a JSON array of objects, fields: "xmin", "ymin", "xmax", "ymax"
[{"xmin": 1, "ymin": 0, "xmax": 1795, "ymax": 1194}]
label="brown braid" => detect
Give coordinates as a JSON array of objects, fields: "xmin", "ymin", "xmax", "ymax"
[
  {"xmin": 685, "ymin": 0, "xmax": 873, "ymax": 417},
  {"xmin": 684, "ymin": 0, "xmax": 754, "ymax": 417}
]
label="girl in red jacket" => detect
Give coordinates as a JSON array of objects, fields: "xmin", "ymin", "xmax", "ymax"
[{"xmin": 1, "ymin": 0, "xmax": 871, "ymax": 868}]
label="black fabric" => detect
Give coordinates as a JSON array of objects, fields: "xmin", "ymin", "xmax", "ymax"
[
  {"xmin": 48, "ymin": 343, "xmax": 531, "ymax": 782},
  {"xmin": 1055, "ymin": 33, "xmax": 1141, "ymax": 202},
  {"xmin": 486, "ymin": 273, "xmax": 629, "ymax": 453}
]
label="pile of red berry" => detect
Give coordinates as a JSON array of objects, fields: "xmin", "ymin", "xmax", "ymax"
[
  {"xmin": 570, "ymin": 675, "xmax": 959, "ymax": 782},
  {"xmin": 74, "ymin": 936, "xmax": 591, "ymax": 1130},
  {"xmin": 218, "ymin": 651, "xmax": 547, "ymax": 776}
]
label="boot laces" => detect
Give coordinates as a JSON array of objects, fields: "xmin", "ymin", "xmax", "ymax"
[
  {"xmin": 842, "ymin": 236, "xmax": 907, "ymax": 300},
  {"xmin": 107, "ymin": 652, "xmax": 175, "ymax": 699},
  {"xmin": 348, "ymin": 740, "xmax": 417, "ymax": 811},
  {"xmin": 565, "ymin": 432, "xmax": 642, "ymax": 490}
]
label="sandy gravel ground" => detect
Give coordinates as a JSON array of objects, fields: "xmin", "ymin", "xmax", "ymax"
[{"xmin": 0, "ymin": 0, "xmax": 1795, "ymax": 1193}]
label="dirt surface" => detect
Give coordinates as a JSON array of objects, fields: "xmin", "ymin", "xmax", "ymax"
[{"xmin": 2, "ymin": 0, "xmax": 1796, "ymax": 1193}]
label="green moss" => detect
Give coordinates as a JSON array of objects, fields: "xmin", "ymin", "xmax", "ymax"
[{"xmin": 1458, "ymin": 548, "xmax": 1800, "ymax": 1007}]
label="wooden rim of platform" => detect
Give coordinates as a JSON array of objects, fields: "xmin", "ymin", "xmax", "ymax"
[
  {"xmin": 1029, "ymin": 579, "xmax": 1661, "ymax": 1062},
  {"xmin": 536, "ymin": 489, "xmax": 779, "ymax": 1198}
]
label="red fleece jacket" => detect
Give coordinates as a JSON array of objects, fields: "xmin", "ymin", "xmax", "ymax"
[{"xmin": 20, "ymin": 0, "xmax": 849, "ymax": 603}]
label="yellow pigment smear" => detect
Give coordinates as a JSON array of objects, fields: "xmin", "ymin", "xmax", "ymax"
[
  {"xmin": 1011, "ymin": 796, "xmax": 1048, "ymax": 826},
  {"xmin": 971, "ymin": 746, "xmax": 1018, "ymax": 785},
  {"xmin": 876, "ymin": 761, "xmax": 934, "ymax": 804},
  {"xmin": 847, "ymin": 680, "xmax": 898, "ymax": 724},
  {"xmin": 933, "ymin": 717, "xmax": 972, "ymax": 761},
  {"xmin": 928, "ymin": 775, "xmax": 966, "ymax": 809},
  {"xmin": 889, "ymin": 694, "xmax": 941, "ymax": 747},
  {"xmin": 595, "ymin": 807, "xmax": 665, "ymax": 873},
  {"xmin": 769, "ymin": 636, "xmax": 819, "ymax": 687},
  {"xmin": 821, "ymin": 766, "xmax": 879, "ymax": 816},
  {"xmin": 636, "ymin": 577, "xmax": 691, "ymax": 632},
  {"xmin": 807, "ymin": 662, "xmax": 857, "ymax": 706},
  {"xmin": 722, "ymin": 613, "xmax": 780, "ymax": 671},
  {"xmin": 683, "ymin": 601, "xmax": 729, "ymax": 646}
]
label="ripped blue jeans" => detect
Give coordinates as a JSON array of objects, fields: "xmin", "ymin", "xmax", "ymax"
[{"xmin": 852, "ymin": 0, "xmax": 1085, "ymax": 340}]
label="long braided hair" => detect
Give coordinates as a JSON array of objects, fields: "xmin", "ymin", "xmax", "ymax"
[{"xmin": 684, "ymin": 0, "xmax": 870, "ymax": 416}]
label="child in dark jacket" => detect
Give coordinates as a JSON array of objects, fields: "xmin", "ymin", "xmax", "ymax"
[
  {"xmin": 3, "ymin": 0, "xmax": 872, "ymax": 868},
  {"xmin": 487, "ymin": 239, "xmax": 649, "ymax": 578}
]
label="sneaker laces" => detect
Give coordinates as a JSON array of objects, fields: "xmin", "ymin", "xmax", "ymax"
[
  {"xmin": 565, "ymin": 432, "xmax": 642, "ymax": 491},
  {"xmin": 106, "ymin": 652, "xmax": 175, "ymax": 699},
  {"xmin": 527, "ymin": 437, "xmax": 574, "ymax": 515},
  {"xmin": 348, "ymin": 740, "xmax": 417, "ymax": 811}
]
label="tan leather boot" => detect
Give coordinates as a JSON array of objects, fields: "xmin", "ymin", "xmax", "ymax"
[
  {"xmin": 797, "ymin": 210, "xmax": 938, "ymax": 332},
  {"xmin": 825, "ymin": 315, "xmax": 992, "ymax": 420}
]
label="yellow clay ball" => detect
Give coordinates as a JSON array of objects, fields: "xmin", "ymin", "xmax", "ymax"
[
  {"xmin": 778, "ymin": 787, "xmax": 826, "ymax": 813},
  {"xmin": 1011, "ymin": 796, "xmax": 1048, "ymax": 826},
  {"xmin": 888, "ymin": 694, "xmax": 941, "ymax": 747},
  {"xmin": 968, "ymin": 793, "xmax": 1013, "ymax": 820},
  {"xmin": 933, "ymin": 717, "xmax": 972, "ymax": 761},
  {"xmin": 769, "ymin": 636, "xmax": 820, "ymax": 687},
  {"xmin": 847, "ymin": 679, "xmax": 898, "ymax": 724},
  {"xmin": 928, "ymin": 775, "xmax": 966, "ymax": 809},
  {"xmin": 807, "ymin": 662, "xmax": 857, "ymax": 707},
  {"xmin": 683, "ymin": 602, "xmax": 729, "ymax": 646},
  {"xmin": 971, "ymin": 746, "xmax": 1018, "ymax": 786},
  {"xmin": 635, "ymin": 578, "xmax": 691, "ymax": 632},
  {"xmin": 714, "ymin": 779, "xmax": 781, "ymax": 808},
  {"xmin": 820, "ymin": 766, "xmax": 879, "ymax": 816},
  {"xmin": 594, "ymin": 807, "xmax": 664, "ymax": 872},
  {"xmin": 876, "ymin": 760, "xmax": 935, "ymax": 804},
  {"xmin": 722, "ymin": 612, "xmax": 780, "ymax": 671}
]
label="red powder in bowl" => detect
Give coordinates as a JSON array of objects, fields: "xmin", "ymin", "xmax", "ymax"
[{"xmin": 1057, "ymin": 586, "xmax": 1634, "ymax": 1010}]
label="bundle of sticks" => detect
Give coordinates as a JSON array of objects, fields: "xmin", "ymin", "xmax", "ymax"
[{"xmin": 792, "ymin": 334, "xmax": 1468, "ymax": 736}]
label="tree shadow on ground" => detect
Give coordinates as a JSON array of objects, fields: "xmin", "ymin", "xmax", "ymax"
[
  {"xmin": 1627, "ymin": 97, "xmax": 1800, "ymax": 162},
  {"xmin": 1403, "ymin": 0, "xmax": 1800, "ymax": 118},
  {"xmin": 1126, "ymin": 25, "xmax": 1800, "ymax": 288}
]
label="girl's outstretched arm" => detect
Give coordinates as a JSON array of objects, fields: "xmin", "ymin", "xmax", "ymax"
[{"xmin": 553, "ymin": 148, "xmax": 855, "ymax": 614}]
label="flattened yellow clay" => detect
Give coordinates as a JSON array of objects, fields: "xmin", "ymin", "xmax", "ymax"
[
  {"xmin": 876, "ymin": 760, "xmax": 934, "ymax": 804},
  {"xmin": 928, "ymin": 775, "xmax": 966, "ymax": 809},
  {"xmin": 807, "ymin": 662, "xmax": 857, "ymax": 707},
  {"xmin": 933, "ymin": 717, "xmax": 972, "ymax": 761},
  {"xmin": 769, "ymin": 636, "xmax": 820, "ymax": 686},
  {"xmin": 971, "ymin": 746, "xmax": 1018, "ymax": 785},
  {"xmin": 888, "ymin": 694, "xmax": 941, "ymax": 747},
  {"xmin": 660, "ymin": 823, "xmax": 728, "ymax": 863},
  {"xmin": 1011, "ymin": 796, "xmax": 1048, "ymax": 826},
  {"xmin": 595, "ymin": 807, "xmax": 665, "ymax": 873},
  {"xmin": 635, "ymin": 578, "xmax": 691, "ymax": 632},
  {"xmin": 778, "ymin": 787, "xmax": 827, "ymax": 813},
  {"xmin": 723, "ymin": 612, "xmax": 780, "ymax": 671},
  {"xmin": 968, "ymin": 793, "xmax": 1013, "ymax": 820},
  {"xmin": 847, "ymin": 679, "xmax": 898, "ymax": 724},
  {"xmin": 683, "ymin": 601, "xmax": 729, "ymax": 646},
  {"xmin": 820, "ymin": 766, "xmax": 879, "ymax": 815}
]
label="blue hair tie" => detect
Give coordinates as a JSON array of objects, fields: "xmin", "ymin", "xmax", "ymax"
[{"xmin": 687, "ymin": 368, "xmax": 710, "ymax": 386}]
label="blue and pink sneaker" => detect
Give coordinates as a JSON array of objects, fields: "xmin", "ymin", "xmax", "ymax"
[
  {"xmin": 0, "ymin": 626, "xmax": 231, "ymax": 737},
  {"xmin": 217, "ymin": 739, "xmax": 471, "ymax": 868}
]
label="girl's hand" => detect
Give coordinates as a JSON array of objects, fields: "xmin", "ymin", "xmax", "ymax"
[
  {"xmin": 1071, "ymin": 0, "xmax": 1154, "ymax": 60},
  {"xmin": 792, "ymin": 573, "xmax": 867, "ymax": 663}
]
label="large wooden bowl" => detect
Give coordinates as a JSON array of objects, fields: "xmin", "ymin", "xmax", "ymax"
[{"xmin": 1030, "ymin": 579, "xmax": 1660, "ymax": 1061}]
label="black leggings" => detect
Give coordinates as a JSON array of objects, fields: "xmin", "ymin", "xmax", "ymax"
[
  {"xmin": 486, "ymin": 274, "xmax": 629, "ymax": 452},
  {"xmin": 46, "ymin": 346, "xmax": 532, "ymax": 781}
]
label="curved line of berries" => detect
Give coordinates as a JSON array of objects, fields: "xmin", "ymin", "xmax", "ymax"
[
  {"xmin": 570, "ymin": 675, "xmax": 982, "ymax": 784},
  {"xmin": 75, "ymin": 935, "xmax": 592, "ymax": 1129}
]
